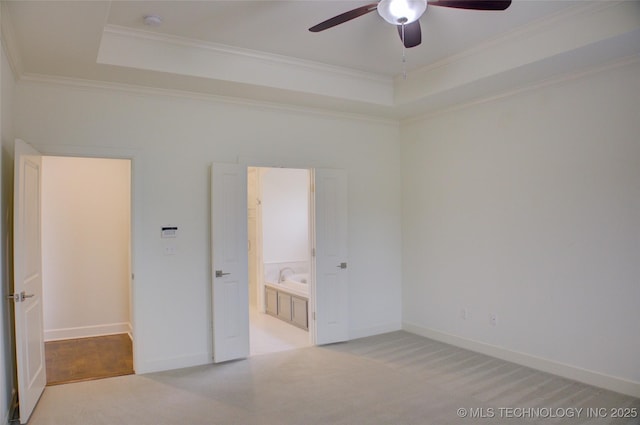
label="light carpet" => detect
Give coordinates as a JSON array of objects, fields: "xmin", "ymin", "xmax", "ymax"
[{"xmin": 27, "ymin": 331, "xmax": 640, "ymax": 425}]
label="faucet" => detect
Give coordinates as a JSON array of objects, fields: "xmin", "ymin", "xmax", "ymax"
[{"xmin": 278, "ymin": 267, "xmax": 295, "ymax": 283}]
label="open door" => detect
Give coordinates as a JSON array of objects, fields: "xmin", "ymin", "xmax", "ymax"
[
  {"xmin": 211, "ymin": 163, "xmax": 249, "ymax": 362},
  {"xmin": 12, "ymin": 139, "xmax": 46, "ymax": 423},
  {"xmin": 313, "ymin": 169, "xmax": 349, "ymax": 345}
]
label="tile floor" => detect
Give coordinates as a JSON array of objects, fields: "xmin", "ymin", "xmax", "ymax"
[{"xmin": 249, "ymin": 306, "xmax": 310, "ymax": 356}]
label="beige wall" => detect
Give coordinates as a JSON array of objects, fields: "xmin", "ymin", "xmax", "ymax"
[
  {"xmin": 401, "ymin": 60, "xmax": 640, "ymax": 395},
  {"xmin": 13, "ymin": 80, "xmax": 404, "ymax": 373},
  {"xmin": 41, "ymin": 156, "xmax": 131, "ymax": 341},
  {"xmin": 261, "ymin": 168, "xmax": 309, "ymax": 264}
]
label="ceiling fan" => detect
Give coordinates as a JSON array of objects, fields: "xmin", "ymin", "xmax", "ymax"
[{"xmin": 309, "ymin": 0, "xmax": 512, "ymax": 48}]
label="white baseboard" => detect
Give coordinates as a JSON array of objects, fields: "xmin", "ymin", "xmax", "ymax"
[
  {"xmin": 349, "ymin": 322, "xmax": 402, "ymax": 340},
  {"xmin": 136, "ymin": 352, "xmax": 211, "ymax": 374},
  {"xmin": 44, "ymin": 322, "xmax": 132, "ymax": 341},
  {"xmin": 403, "ymin": 322, "xmax": 640, "ymax": 399}
]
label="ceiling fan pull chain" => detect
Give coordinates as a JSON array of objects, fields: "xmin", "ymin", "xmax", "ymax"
[{"xmin": 402, "ymin": 23, "xmax": 407, "ymax": 80}]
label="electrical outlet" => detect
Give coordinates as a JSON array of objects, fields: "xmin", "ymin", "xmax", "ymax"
[
  {"xmin": 460, "ymin": 308, "xmax": 468, "ymax": 320},
  {"xmin": 489, "ymin": 313, "xmax": 498, "ymax": 326}
]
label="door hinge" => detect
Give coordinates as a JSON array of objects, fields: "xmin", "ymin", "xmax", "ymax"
[
  {"xmin": 312, "ymin": 312, "xmax": 316, "ymax": 321},
  {"xmin": 131, "ymin": 273, "xmax": 135, "ymax": 280},
  {"xmin": 311, "ymin": 248, "xmax": 316, "ymax": 257}
]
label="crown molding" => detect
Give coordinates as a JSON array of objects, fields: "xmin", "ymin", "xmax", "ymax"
[
  {"xmin": 405, "ymin": 1, "xmax": 622, "ymax": 81},
  {"xmin": 18, "ymin": 73, "xmax": 399, "ymax": 127},
  {"xmin": 401, "ymin": 54, "xmax": 640, "ymax": 126},
  {"xmin": 98, "ymin": 25, "xmax": 394, "ymax": 107},
  {"xmin": 103, "ymin": 25, "xmax": 389, "ymax": 85},
  {"xmin": 7, "ymin": 1, "xmax": 638, "ymax": 124}
]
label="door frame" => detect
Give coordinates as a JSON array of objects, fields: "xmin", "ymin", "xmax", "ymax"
[
  {"xmin": 249, "ymin": 166, "xmax": 315, "ymax": 346},
  {"xmin": 32, "ymin": 144, "xmax": 140, "ymax": 371},
  {"xmin": 239, "ymin": 157, "xmax": 323, "ymax": 347},
  {"xmin": 250, "ymin": 167, "xmax": 266, "ymax": 314}
]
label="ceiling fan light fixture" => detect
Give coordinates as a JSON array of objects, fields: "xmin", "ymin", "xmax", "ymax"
[{"xmin": 377, "ymin": 0, "xmax": 427, "ymax": 25}]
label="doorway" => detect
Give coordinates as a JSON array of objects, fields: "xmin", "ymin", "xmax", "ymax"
[
  {"xmin": 211, "ymin": 164, "xmax": 348, "ymax": 362},
  {"xmin": 40, "ymin": 156, "xmax": 133, "ymax": 384},
  {"xmin": 247, "ymin": 167, "xmax": 312, "ymax": 356}
]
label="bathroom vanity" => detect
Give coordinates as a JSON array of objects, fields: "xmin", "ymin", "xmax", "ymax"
[{"xmin": 265, "ymin": 285, "xmax": 308, "ymax": 330}]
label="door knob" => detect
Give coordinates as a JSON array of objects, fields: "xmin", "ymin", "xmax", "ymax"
[
  {"xmin": 336, "ymin": 262, "xmax": 347, "ymax": 269},
  {"xmin": 6, "ymin": 291, "xmax": 34, "ymax": 302},
  {"xmin": 215, "ymin": 270, "xmax": 231, "ymax": 278}
]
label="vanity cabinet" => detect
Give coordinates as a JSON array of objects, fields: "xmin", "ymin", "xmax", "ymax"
[
  {"xmin": 265, "ymin": 286, "xmax": 308, "ymax": 330},
  {"xmin": 291, "ymin": 296, "xmax": 308, "ymax": 330},
  {"xmin": 277, "ymin": 292, "xmax": 292, "ymax": 321},
  {"xmin": 265, "ymin": 287, "xmax": 278, "ymax": 316}
]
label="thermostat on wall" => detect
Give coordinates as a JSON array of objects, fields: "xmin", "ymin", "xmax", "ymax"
[{"xmin": 161, "ymin": 226, "xmax": 178, "ymax": 238}]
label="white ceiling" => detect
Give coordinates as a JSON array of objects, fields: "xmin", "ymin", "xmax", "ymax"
[{"xmin": 3, "ymin": 1, "xmax": 640, "ymax": 119}]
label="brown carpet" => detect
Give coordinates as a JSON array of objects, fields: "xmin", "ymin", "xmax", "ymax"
[{"xmin": 45, "ymin": 333, "xmax": 134, "ymax": 386}]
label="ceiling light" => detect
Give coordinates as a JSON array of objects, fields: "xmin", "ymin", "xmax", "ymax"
[
  {"xmin": 377, "ymin": 0, "xmax": 427, "ymax": 25},
  {"xmin": 143, "ymin": 15, "xmax": 163, "ymax": 26}
]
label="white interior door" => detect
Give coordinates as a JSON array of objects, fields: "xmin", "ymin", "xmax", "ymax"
[
  {"xmin": 211, "ymin": 163, "xmax": 249, "ymax": 362},
  {"xmin": 313, "ymin": 169, "xmax": 349, "ymax": 345},
  {"xmin": 12, "ymin": 139, "xmax": 46, "ymax": 424}
]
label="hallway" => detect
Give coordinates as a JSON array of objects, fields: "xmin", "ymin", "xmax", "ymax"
[{"xmin": 45, "ymin": 334, "xmax": 133, "ymax": 385}]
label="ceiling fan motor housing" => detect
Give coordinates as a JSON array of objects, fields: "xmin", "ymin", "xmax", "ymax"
[{"xmin": 377, "ymin": 0, "xmax": 428, "ymax": 25}]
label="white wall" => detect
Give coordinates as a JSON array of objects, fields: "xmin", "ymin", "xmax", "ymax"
[
  {"xmin": 41, "ymin": 156, "xmax": 131, "ymax": 341},
  {"xmin": 401, "ymin": 60, "xmax": 640, "ymax": 396},
  {"xmin": 13, "ymin": 80, "xmax": 403, "ymax": 373},
  {"xmin": 261, "ymin": 168, "xmax": 309, "ymax": 264},
  {"xmin": 0, "ymin": 29, "xmax": 16, "ymax": 423}
]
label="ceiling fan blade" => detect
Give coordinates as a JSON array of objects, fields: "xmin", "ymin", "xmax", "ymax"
[
  {"xmin": 397, "ymin": 21, "xmax": 421, "ymax": 48},
  {"xmin": 428, "ymin": 0, "xmax": 511, "ymax": 11},
  {"xmin": 309, "ymin": 3, "xmax": 379, "ymax": 32}
]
